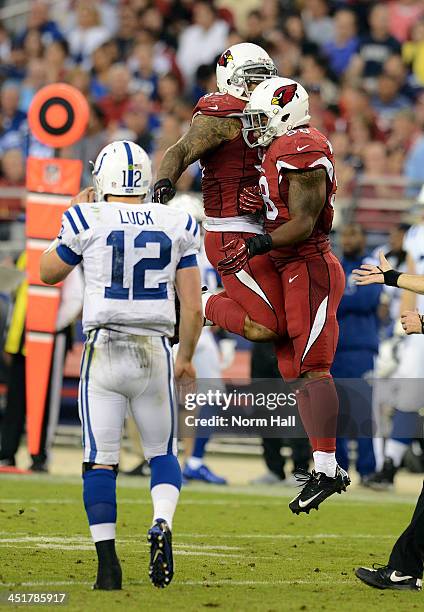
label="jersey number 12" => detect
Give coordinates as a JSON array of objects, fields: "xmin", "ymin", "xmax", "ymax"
[{"xmin": 105, "ymin": 230, "xmax": 171, "ymax": 300}]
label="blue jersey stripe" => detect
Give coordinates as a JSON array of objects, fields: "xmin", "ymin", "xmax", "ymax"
[
  {"xmin": 177, "ymin": 254, "xmax": 197, "ymax": 269},
  {"xmin": 85, "ymin": 329, "xmax": 99, "ymax": 463},
  {"xmin": 74, "ymin": 205, "xmax": 89, "ymax": 230},
  {"xmin": 64, "ymin": 210, "xmax": 79, "ymax": 235},
  {"xmin": 193, "ymin": 221, "xmax": 199, "ymax": 237},
  {"xmin": 185, "ymin": 214, "xmax": 193, "ymax": 232},
  {"xmin": 123, "ymin": 141, "xmax": 134, "ymax": 187},
  {"xmin": 56, "ymin": 244, "xmax": 82, "ymax": 265},
  {"xmin": 79, "ymin": 341, "xmax": 88, "ymax": 450},
  {"xmin": 161, "ymin": 337, "xmax": 175, "ymax": 455}
]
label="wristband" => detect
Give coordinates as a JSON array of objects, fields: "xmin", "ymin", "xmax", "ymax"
[
  {"xmin": 379, "ymin": 267, "xmax": 402, "ymax": 287},
  {"xmin": 420, "ymin": 314, "xmax": 424, "ymax": 335},
  {"xmin": 245, "ymin": 233, "xmax": 273, "ymax": 257}
]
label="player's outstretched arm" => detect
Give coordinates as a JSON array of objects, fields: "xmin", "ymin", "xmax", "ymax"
[
  {"xmin": 174, "ymin": 266, "xmax": 203, "ymax": 379},
  {"xmin": 353, "ymin": 251, "xmax": 424, "ymax": 293},
  {"xmin": 40, "ymin": 241, "xmax": 76, "ymax": 285},
  {"xmin": 154, "ymin": 115, "xmax": 240, "ymax": 202}
]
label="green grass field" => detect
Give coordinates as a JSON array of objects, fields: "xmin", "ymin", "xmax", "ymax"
[{"xmin": 0, "ymin": 474, "xmax": 422, "ymax": 611}]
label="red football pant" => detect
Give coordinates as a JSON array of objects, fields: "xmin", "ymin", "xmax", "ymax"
[
  {"xmin": 204, "ymin": 231, "xmax": 286, "ymax": 337},
  {"xmin": 274, "ymin": 251, "xmax": 345, "ymax": 454},
  {"xmin": 296, "ymin": 376, "xmax": 339, "ymax": 453},
  {"xmin": 274, "ymin": 251, "xmax": 345, "ymax": 380}
]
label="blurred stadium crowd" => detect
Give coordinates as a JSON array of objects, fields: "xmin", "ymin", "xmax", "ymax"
[
  {"xmin": 1, "ymin": 0, "xmax": 424, "ymax": 484},
  {"xmin": 2, "ymin": 0, "xmax": 424, "ymax": 228}
]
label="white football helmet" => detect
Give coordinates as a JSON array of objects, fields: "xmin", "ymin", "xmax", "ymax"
[
  {"xmin": 243, "ymin": 77, "xmax": 311, "ymax": 148},
  {"xmin": 216, "ymin": 42, "xmax": 277, "ymax": 101},
  {"xmin": 167, "ymin": 193, "xmax": 205, "ymax": 224},
  {"xmin": 91, "ymin": 140, "xmax": 152, "ymax": 201}
]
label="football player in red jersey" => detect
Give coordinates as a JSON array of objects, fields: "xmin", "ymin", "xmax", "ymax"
[
  {"xmin": 218, "ymin": 77, "xmax": 350, "ymax": 514},
  {"xmin": 153, "ymin": 43, "xmax": 286, "ymax": 343}
]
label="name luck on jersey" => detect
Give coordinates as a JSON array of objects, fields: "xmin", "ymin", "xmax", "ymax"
[{"xmin": 56, "ymin": 200, "xmax": 200, "ymax": 338}]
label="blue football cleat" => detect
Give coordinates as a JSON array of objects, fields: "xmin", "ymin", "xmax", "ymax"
[
  {"xmin": 147, "ymin": 519, "xmax": 173, "ymax": 588},
  {"xmin": 183, "ymin": 464, "xmax": 227, "ymax": 485}
]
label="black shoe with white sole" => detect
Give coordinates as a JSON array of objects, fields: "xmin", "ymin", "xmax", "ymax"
[
  {"xmin": 355, "ymin": 564, "xmax": 422, "ymax": 591},
  {"xmin": 289, "ymin": 465, "xmax": 351, "ymax": 515},
  {"xmin": 148, "ymin": 519, "xmax": 174, "ymax": 588}
]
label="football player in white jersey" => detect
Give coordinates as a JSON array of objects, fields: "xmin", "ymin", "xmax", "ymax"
[{"xmin": 40, "ymin": 141, "xmax": 203, "ymax": 590}]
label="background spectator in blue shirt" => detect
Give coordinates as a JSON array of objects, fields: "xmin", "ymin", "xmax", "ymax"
[
  {"xmin": 333, "ymin": 223, "xmax": 382, "ymax": 480},
  {"xmin": 323, "ymin": 8, "xmax": 359, "ymax": 77}
]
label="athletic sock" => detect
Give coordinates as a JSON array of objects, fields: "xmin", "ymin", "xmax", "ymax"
[
  {"xmin": 95, "ymin": 539, "xmax": 119, "ymax": 567},
  {"xmin": 83, "ymin": 469, "xmax": 117, "ymax": 543},
  {"xmin": 187, "ymin": 456, "xmax": 203, "ymax": 470},
  {"xmin": 385, "ymin": 438, "xmax": 408, "ymax": 468},
  {"xmin": 150, "ymin": 455, "xmax": 182, "ymax": 529},
  {"xmin": 313, "ymin": 451, "xmax": 337, "ymax": 478},
  {"xmin": 205, "ymin": 293, "xmax": 246, "ymax": 337},
  {"xmin": 296, "ymin": 376, "xmax": 339, "ymax": 476},
  {"xmin": 192, "ymin": 433, "xmax": 209, "ymax": 461}
]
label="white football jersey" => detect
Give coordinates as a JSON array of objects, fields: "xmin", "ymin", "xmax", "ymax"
[
  {"xmin": 404, "ymin": 224, "xmax": 424, "ymax": 312},
  {"xmin": 57, "ymin": 200, "xmax": 200, "ymax": 337}
]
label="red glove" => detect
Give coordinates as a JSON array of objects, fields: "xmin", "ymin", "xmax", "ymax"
[
  {"xmin": 238, "ymin": 184, "xmax": 264, "ymax": 215},
  {"xmin": 217, "ymin": 238, "xmax": 249, "ymax": 275},
  {"xmin": 217, "ymin": 234, "xmax": 273, "ymax": 275}
]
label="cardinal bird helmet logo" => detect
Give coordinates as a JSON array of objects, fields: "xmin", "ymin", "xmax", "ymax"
[
  {"xmin": 271, "ymin": 84, "xmax": 297, "ymax": 109},
  {"xmin": 218, "ymin": 49, "xmax": 233, "ymax": 67}
]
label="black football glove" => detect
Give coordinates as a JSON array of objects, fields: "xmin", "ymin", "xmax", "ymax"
[{"xmin": 153, "ymin": 178, "xmax": 176, "ymax": 204}]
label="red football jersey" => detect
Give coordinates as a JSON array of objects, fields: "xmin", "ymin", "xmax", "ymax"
[
  {"xmin": 260, "ymin": 126, "xmax": 336, "ymax": 264},
  {"xmin": 192, "ymin": 92, "xmax": 261, "ymax": 218}
]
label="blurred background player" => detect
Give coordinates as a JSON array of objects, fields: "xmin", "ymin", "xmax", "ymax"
[
  {"xmin": 218, "ymin": 77, "xmax": 349, "ymax": 514},
  {"xmin": 39, "ymin": 141, "xmax": 203, "ymax": 590},
  {"xmin": 332, "ymin": 223, "xmax": 381, "ymax": 482},
  {"xmin": 169, "ymin": 193, "xmax": 232, "ymax": 485},
  {"xmin": 125, "ymin": 193, "xmax": 231, "ymax": 485},
  {"xmin": 249, "ymin": 341, "xmax": 311, "ymax": 486},
  {"xmin": 365, "ymin": 220, "xmax": 423, "ymax": 489},
  {"xmin": 153, "ymin": 42, "xmax": 287, "ymax": 346}
]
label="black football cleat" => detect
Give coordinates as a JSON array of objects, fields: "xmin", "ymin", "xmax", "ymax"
[
  {"xmin": 289, "ymin": 465, "xmax": 350, "ymax": 515},
  {"xmin": 148, "ymin": 519, "xmax": 174, "ymax": 588},
  {"xmin": 355, "ymin": 564, "xmax": 422, "ymax": 591}
]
